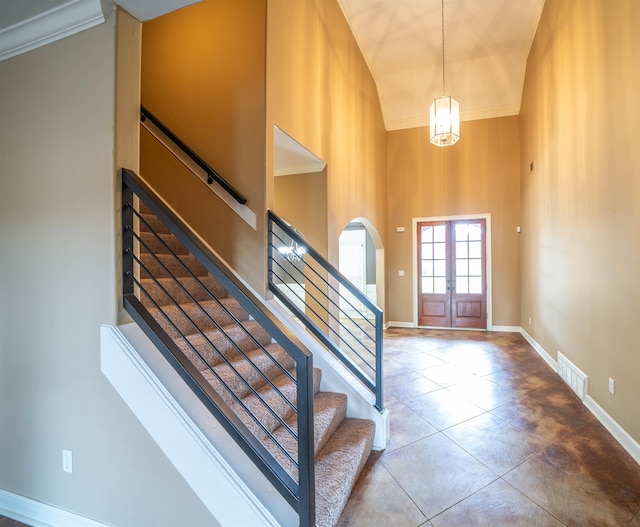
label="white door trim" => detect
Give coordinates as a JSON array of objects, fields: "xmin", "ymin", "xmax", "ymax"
[{"xmin": 412, "ymin": 214, "xmax": 492, "ymax": 330}]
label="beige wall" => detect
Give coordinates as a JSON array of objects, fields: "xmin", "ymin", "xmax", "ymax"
[
  {"xmin": 274, "ymin": 171, "xmax": 328, "ymax": 257},
  {"xmin": 520, "ymin": 0, "xmax": 640, "ymax": 441},
  {"xmin": 386, "ymin": 117, "xmax": 521, "ymax": 326},
  {"xmin": 140, "ymin": 0, "xmax": 267, "ymax": 293},
  {"xmin": 266, "ymin": 0, "xmax": 388, "ymax": 277},
  {"xmin": 0, "ymin": 12, "xmax": 216, "ymax": 527}
]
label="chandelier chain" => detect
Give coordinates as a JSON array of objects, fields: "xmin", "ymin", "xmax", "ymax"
[{"xmin": 441, "ymin": 0, "xmax": 446, "ymax": 93}]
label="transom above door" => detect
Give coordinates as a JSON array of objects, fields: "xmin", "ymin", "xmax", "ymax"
[{"xmin": 417, "ymin": 218, "xmax": 487, "ymax": 329}]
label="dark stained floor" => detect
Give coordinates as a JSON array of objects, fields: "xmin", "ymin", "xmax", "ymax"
[
  {"xmin": 337, "ymin": 328, "xmax": 640, "ymax": 527},
  {"xmin": 2, "ymin": 328, "xmax": 639, "ymax": 526},
  {"xmin": 0, "ymin": 518, "xmax": 28, "ymax": 527}
]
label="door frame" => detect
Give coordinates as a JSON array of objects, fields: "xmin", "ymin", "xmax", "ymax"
[{"xmin": 412, "ymin": 213, "xmax": 492, "ymax": 329}]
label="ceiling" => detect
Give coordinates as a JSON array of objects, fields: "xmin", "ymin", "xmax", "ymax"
[
  {"xmin": 0, "ymin": 0, "xmax": 545, "ymax": 152},
  {"xmin": 338, "ymin": 0, "xmax": 545, "ymax": 130}
]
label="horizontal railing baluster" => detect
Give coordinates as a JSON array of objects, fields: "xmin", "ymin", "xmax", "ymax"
[
  {"xmin": 267, "ymin": 210, "xmax": 385, "ymax": 412},
  {"xmin": 121, "ymin": 169, "xmax": 314, "ymax": 526}
]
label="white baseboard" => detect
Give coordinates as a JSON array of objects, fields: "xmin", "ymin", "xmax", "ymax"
[
  {"xmin": 519, "ymin": 328, "xmax": 640, "ymax": 466},
  {"xmin": 490, "ymin": 325, "xmax": 521, "ymax": 332},
  {"xmin": 585, "ymin": 396, "xmax": 640, "ymax": 465},
  {"xmin": 519, "ymin": 328, "xmax": 557, "ymax": 370},
  {"xmin": 0, "ymin": 489, "xmax": 111, "ymax": 527},
  {"xmin": 386, "ymin": 321, "xmax": 414, "ymax": 328}
]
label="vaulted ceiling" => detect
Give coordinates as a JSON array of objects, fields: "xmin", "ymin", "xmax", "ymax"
[
  {"xmin": 0, "ymin": 0, "xmax": 545, "ymax": 132},
  {"xmin": 337, "ymin": 0, "xmax": 545, "ymax": 130}
]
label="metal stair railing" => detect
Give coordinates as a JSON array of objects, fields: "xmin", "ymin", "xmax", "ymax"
[
  {"xmin": 267, "ymin": 210, "xmax": 384, "ymax": 411},
  {"xmin": 121, "ymin": 168, "xmax": 315, "ymax": 526}
]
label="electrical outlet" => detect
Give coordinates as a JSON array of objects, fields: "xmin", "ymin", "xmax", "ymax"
[
  {"xmin": 608, "ymin": 378, "xmax": 615, "ymax": 395},
  {"xmin": 62, "ymin": 449, "xmax": 73, "ymax": 474},
  {"xmin": 528, "ymin": 317, "xmax": 532, "ymax": 326}
]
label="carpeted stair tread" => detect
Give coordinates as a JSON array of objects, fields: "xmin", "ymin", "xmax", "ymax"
[
  {"xmin": 147, "ymin": 297, "xmax": 249, "ymax": 339},
  {"xmin": 140, "ymin": 231, "xmax": 189, "ymax": 256},
  {"xmin": 314, "ymin": 418, "xmax": 376, "ymax": 527},
  {"xmin": 264, "ymin": 392, "xmax": 348, "ymax": 479},
  {"xmin": 141, "ymin": 253, "xmax": 208, "ymax": 279},
  {"xmin": 201, "ymin": 343, "xmax": 295, "ymax": 397},
  {"xmin": 227, "ymin": 368, "xmax": 323, "ymax": 438},
  {"xmin": 139, "ymin": 211, "xmax": 171, "ymax": 234},
  {"xmin": 172, "ymin": 320, "xmax": 274, "ymax": 370},
  {"xmin": 135, "ymin": 205, "xmax": 375, "ymax": 527},
  {"xmin": 140, "ymin": 275, "xmax": 229, "ymax": 308}
]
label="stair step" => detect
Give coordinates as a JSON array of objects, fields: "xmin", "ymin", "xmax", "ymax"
[
  {"xmin": 266, "ymin": 391, "xmax": 348, "ymax": 479},
  {"xmin": 134, "ymin": 206, "xmax": 375, "ymax": 527},
  {"xmin": 173, "ymin": 320, "xmax": 273, "ymax": 370},
  {"xmin": 139, "ymin": 211, "xmax": 171, "ymax": 234},
  {"xmin": 148, "ymin": 297, "xmax": 249, "ymax": 339},
  {"xmin": 228, "ymin": 368, "xmax": 323, "ymax": 438},
  {"xmin": 141, "ymin": 253, "xmax": 208, "ymax": 279},
  {"xmin": 140, "ymin": 231, "xmax": 189, "ymax": 255},
  {"xmin": 315, "ymin": 418, "xmax": 375, "ymax": 527},
  {"xmin": 140, "ymin": 275, "xmax": 228, "ymax": 308},
  {"xmin": 202, "ymin": 343, "xmax": 295, "ymax": 395}
]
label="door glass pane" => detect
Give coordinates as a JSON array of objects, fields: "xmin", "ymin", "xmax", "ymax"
[
  {"xmin": 422, "ymin": 243, "xmax": 433, "ymax": 259},
  {"xmin": 421, "ymin": 277, "xmax": 433, "ymax": 294},
  {"xmin": 434, "ymin": 277, "xmax": 447, "ymax": 294},
  {"xmin": 434, "ymin": 242, "xmax": 446, "ymax": 259},
  {"xmin": 469, "ymin": 241, "xmax": 481, "ymax": 258},
  {"xmin": 455, "ymin": 223, "xmax": 468, "ymax": 241},
  {"xmin": 469, "ymin": 277, "xmax": 482, "ymax": 294},
  {"xmin": 468, "ymin": 224, "xmax": 482, "ymax": 241},
  {"xmin": 469, "ymin": 259, "xmax": 482, "ymax": 276},
  {"xmin": 421, "ymin": 226, "xmax": 433, "ymax": 243},
  {"xmin": 434, "ymin": 259, "xmax": 446, "ymax": 276},
  {"xmin": 422, "ymin": 260, "xmax": 433, "ymax": 277},
  {"xmin": 456, "ymin": 241, "xmax": 468, "ymax": 258},
  {"xmin": 434, "ymin": 225, "xmax": 446, "ymax": 242},
  {"xmin": 456, "ymin": 277, "xmax": 468, "ymax": 294},
  {"xmin": 456, "ymin": 259, "xmax": 468, "ymax": 276}
]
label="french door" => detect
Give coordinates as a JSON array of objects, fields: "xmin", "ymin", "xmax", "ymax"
[{"xmin": 417, "ymin": 219, "xmax": 487, "ymax": 329}]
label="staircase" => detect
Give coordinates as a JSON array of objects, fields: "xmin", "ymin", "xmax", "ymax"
[{"xmin": 133, "ymin": 198, "xmax": 375, "ymax": 527}]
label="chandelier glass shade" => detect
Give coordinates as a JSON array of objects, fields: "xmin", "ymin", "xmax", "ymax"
[
  {"xmin": 430, "ymin": 0, "xmax": 460, "ymax": 147},
  {"xmin": 430, "ymin": 95, "xmax": 460, "ymax": 146}
]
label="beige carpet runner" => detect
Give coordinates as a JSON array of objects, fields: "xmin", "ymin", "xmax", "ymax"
[{"xmin": 137, "ymin": 205, "xmax": 374, "ymax": 527}]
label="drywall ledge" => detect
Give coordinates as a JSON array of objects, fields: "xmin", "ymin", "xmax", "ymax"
[{"xmin": 100, "ymin": 324, "xmax": 297, "ymax": 527}]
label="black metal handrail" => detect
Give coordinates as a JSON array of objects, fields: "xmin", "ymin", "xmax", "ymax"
[
  {"xmin": 267, "ymin": 211, "xmax": 384, "ymax": 411},
  {"xmin": 140, "ymin": 105, "xmax": 247, "ymax": 205},
  {"xmin": 122, "ymin": 168, "xmax": 314, "ymax": 526}
]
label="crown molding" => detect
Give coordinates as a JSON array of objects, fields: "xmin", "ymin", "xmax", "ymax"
[{"xmin": 0, "ymin": 0, "xmax": 114, "ymax": 62}]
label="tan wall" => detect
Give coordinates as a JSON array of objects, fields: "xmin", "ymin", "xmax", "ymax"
[
  {"xmin": 274, "ymin": 171, "xmax": 328, "ymax": 257},
  {"xmin": 520, "ymin": 0, "xmax": 640, "ymax": 441},
  {"xmin": 0, "ymin": 11, "xmax": 215, "ymax": 527},
  {"xmin": 266, "ymin": 0, "xmax": 388, "ymax": 280},
  {"xmin": 386, "ymin": 117, "xmax": 521, "ymax": 326},
  {"xmin": 140, "ymin": 0, "xmax": 267, "ymax": 292}
]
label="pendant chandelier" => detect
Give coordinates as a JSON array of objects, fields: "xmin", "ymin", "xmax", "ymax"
[{"xmin": 430, "ymin": 0, "xmax": 460, "ymax": 147}]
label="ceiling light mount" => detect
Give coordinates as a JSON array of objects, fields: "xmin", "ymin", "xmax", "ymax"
[{"xmin": 430, "ymin": 0, "xmax": 460, "ymax": 147}]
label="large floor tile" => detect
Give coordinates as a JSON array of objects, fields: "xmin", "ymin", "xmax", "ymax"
[
  {"xmin": 336, "ymin": 453, "xmax": 427, "ymax": 527},
  {"xmin": 384, "ymin": 399, "xmax": 438, "ymax": 452},
  {"xmin": 446, "ymin": 376, "xmax": 519, "ymax": 411},
  {"xmin": 403, "ymin": 388, "xmax": 484, "ymax": 430},
  {"xmin": 429, "ymin": 478, "xmax": 565, "ymax": 527},
  {"xmin": 504, "ymin": 443, "xmax": 640, "ymax": 526},
  {"xmin": 381, "ymin": 433, "xmax": 497, "ymax": 519},
  {"xmin": 443, "ymin": 412, "xmax": 546, "ymax": 475}
]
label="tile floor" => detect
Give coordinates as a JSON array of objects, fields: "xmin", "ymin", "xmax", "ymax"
[
  {"xmin": 337, "ymin": 327, "xmax": 640, "ymax": 527},
  {"xmin": 2, "ymin": 328, "xmax": 639, "ymax": 527}
]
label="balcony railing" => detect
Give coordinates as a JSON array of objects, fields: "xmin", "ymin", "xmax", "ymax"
[{"xmin": 267, "ymin": 211, "xmax": 384, "ymax": 411}]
